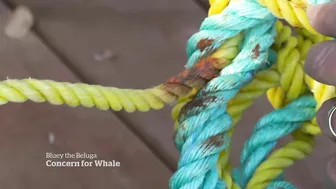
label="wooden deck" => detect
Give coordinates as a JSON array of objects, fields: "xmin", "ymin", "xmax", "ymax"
[{"xmin": 0, "ymin": 0, "xmax": 335, "ymax": 188}]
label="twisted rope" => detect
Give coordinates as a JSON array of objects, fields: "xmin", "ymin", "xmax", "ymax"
[
  {"xmin": 266, "ymin": 21, "xmax": 307, "ymax": 109},
  {"xmin": 0, "ymin": 0, "xmax": 334, "ymax": 189},
  {"xmin": 245, "ymin": 21, "xmax": 335, "ymax": 189},
  {"xmin": 170, "ymin": 1, "xmax": 277, "ymax": 188},
  {"xmin": 171, "ymin": 0, "xmax": 334, "ymax": 189},
  {"xmin": 237, "ymin": 1, "xmax": 334, "ymax": 188},
  {"xmin": 0, "ymin": 78, "xmax": 174, "ymax": 112},
  {"xmin": 0, "ymin": 45, "xmax": 242, "ymax": 113},
  {"xmin": 246, "ymin": 131, "xmax": 314, "ymax": 189},
  {"xmin": 258, "ymin": 0, "xmax": 315, "ymax": 33},
  {"xmin": 235, "ymin": 95, "xmax": 316, "ymax": 188},
  {"xmin": 172, "ymin": 33, "xmax": 244, "ymax": 129}
]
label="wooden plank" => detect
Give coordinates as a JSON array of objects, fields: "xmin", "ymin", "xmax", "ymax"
[
  {"xmin": 7, "ymin": 0, "xmax": 208, "ymax": 166},
  {"xmin": 0, "ymin": 3, "xmax": 171, "ymax": 189}
]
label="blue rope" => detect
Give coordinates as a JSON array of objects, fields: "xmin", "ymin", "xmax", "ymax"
[
  {"xmin": 266, "ymin": 181, "xmax": 297, "ymax": 189},
  {"xmin": 230, "ymin": 2, "xmax": 333, "ymax": 188},
  {"xmin": 170, "ymin": 0, "xmax": 334, "ymax": 189},
  {"xmin": 233, "ymin": 95, "xmax": 316, "ymax": 188},
  {"xmin": 170, "ymin": 1, "xmax": 276, "ymax": 188}
]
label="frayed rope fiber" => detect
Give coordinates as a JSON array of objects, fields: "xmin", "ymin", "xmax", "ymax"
[{"xmin": 0, "ymin": 0, "xmax": 335, "ymax": 189}]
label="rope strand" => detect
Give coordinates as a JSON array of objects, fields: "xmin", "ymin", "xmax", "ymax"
[
  {"xmin": 171, "ymin": 1, "xmax": 277, "ymax": 188},
  {"xmin": 236, "ymin": 95, "xmax": 316, "ymax": 188}
]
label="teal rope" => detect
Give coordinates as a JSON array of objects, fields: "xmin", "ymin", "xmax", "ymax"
[
  {"xmin": 266, "ymin": 181, "xmax": 296, "ymax": 189},
  {"xmin": 232, "ymin": 1, "xmax": 332, "ymax": 189},
  {"xmin": 171, "ymin": 0, "xmax": 334, "ymax": 189},
  {"xmin": 233, "ymin": 95, "xmax": 316, "ymax": 188},
  {"xmin": 170, "ymin": 1, "xmax": 276, "ymax": 188}
]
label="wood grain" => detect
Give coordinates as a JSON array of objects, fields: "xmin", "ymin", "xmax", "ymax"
[{"xmin": 7, "ymin": 0, "xmax": 207, "ymax": 166}]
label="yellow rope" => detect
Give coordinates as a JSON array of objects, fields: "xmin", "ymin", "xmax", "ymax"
[
  {"xmin": 217, "ymin": 69, "xmax": 279, "ymax": 188},
  {"xmin": 247, "ymin": 17, "xmax": 335, "ymax": 189},
  {"xmin": 265, "ymin": 21, "xmax": 335, "ymax": 120},
  {"xmin": 209, "ymin": 0, "xmax": 230, "ymax": 15},
  {"xmin": 206, "ymin": 1, "xmax": 281, "ymax": 187},
  {"xmin": 266, "ymin": 21, "xmax": 307, "ymax": 109},
  {"xmin": 172, "ymin": 3, "xmax": 280, "ymax": 188},
  {"xmin": 172, "ymin": 0, "xmax": 235, "ymax": 119},
  {"xmin": 211, "ymin": 0, "xmax": 318, "ymax": 35},
  {"xmin": 246, "ymin": 133, "xmax": 314, "ymax": 189},
  {"xmin": 0, "ymin": 33, "xmax": 246, "ymax": 114},
  {"xmin": 0, "ymin": 78, "xmax": 176, "ymax": 112},
  {"xmin": 296, "ymin": 30, "xmax": 335, "ymax": 134},
  {"xmin": 171, "ymin": 32, "xmax": 244, "ymax": 129},
  {"xmin": 206, "ymin": 1, "xmax": 336, "ymax": 188},
  {"xmin": 172, "ymin": 2, "xmax": 248, "ymax": 188},
  {"xmin": 258, "ymin": 0, "xmax": 318, "ymax": 34},
  {"xmin": 246, "ymin": 23, "xmax": 315, "ymax": 189}
]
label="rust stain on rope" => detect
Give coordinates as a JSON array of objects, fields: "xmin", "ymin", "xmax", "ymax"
[
  {"xmin": 162, "ymin": 57, "xmax": 222, "ymax": 96},
  {"xmin": 252, "ymin": 44, "xmax": 260, "ymax": 59},
  {"xmin": 179, "ymin": 95, "xmax": 217, "ymax": 116},
  {"xmin": 197, "ymin": 39, "xmax": 214, "ymax": 52},
  {"xmin": 205, "ymin": 134, "xmax": 224, "ymax": 148}
]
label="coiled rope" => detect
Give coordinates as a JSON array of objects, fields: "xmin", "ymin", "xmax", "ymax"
[{"xmin": 0, "ymin": 0, "xmax": 334, "ymax": 189}]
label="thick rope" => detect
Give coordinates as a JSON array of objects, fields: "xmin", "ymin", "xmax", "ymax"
[
  {"xmin": 171, "ymin": 0, "xmax": 335, "ymax": 189},
  {"xmin": 246, "ymin": 131, "xmax": 314, "ymax": 189},
  {"xmin": 241, "ymin": 1, "xmax": 335, "ymax": 187},
  {"xmin": 258, "ymin": 0, "xmax": 317, "ymax": 34},
  {"xmin": 246, "ymin": 24, "xmax": 335, "ymax": 189},
  {"xmin": 205, "ymin": 2, "xmax": 281, "ymax": 187},
  {"xmin": 170, "ymin": 1, "xmax": 277, "ymax": 188},
  {"xmin": 0, "ymin": 46, "xmax": 242, "ymax": 113},
  {"xmin": 266, "ymin": 21, "xmax": 307, "ymax": 109},
  {"xmin": 188, "ymin": 1, "xmax": 315, "ymax": 188},
  {"xmin": 187, "ymin": 3, "xmax": 280, "ymax": 188},
  {"xmin": 242, "ymin": 23, "xmax": 315, "ymax": 188},
  {"xmin": 172, "ymin": 33, "xmax": 244, "ymax": 129},
  {"xmin": 0, "ymin": 78, "xmax": 175, "ymax": 112},
  {"xmin": 236, "ymin": 95, "xmax": 316, "ymax": 188},
  {"xmin": 173, "ymin": 5, "xmax": 280, "ymax": 187},
  {"xmin": 216, "ymin": 68, "xmax": 279, "ymax": 189}
]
